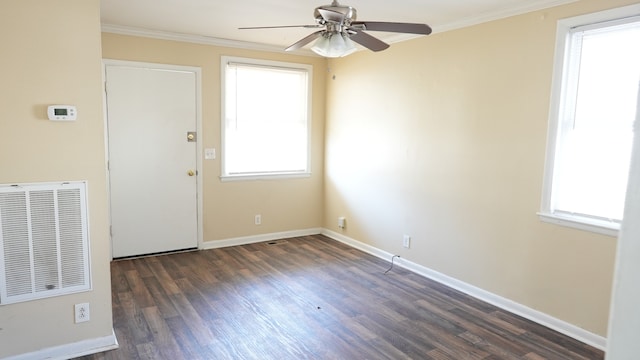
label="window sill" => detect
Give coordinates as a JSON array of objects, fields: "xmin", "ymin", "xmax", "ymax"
[
  {"xmin": 537, "ymin": 212, "xmax": 619, "ymax": 237},
  {"xmin": 220, "ymin": 172, "xmax": 311, "ymax": 182}
]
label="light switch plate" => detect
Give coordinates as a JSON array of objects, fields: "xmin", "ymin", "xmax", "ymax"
[{"xmin": 403, "ymin": 235, "xmax": 411, "ymax": 249}]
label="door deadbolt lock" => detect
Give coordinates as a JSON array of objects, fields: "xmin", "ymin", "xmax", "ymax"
[
  {"xmin": 187, "ymin": 132, "xmax": 196, "ymax": 142},
  {"xmin": 187, "ymin": 170, "xmax": 195, "ymax": 176}
]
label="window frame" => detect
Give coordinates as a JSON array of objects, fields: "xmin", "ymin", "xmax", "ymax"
[
  {"xmin": 220, "ymin": 56, "xmax": 313, "ymax": 181},
  {"xmin": 539, "ymin": 4, "xmax": 640, "ymax": 236}
]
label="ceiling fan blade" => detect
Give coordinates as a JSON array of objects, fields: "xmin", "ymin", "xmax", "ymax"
[
  {"xmin": 239, "ymin": 25, "xmax": 322, "ymax": 30},
  {"xmin": 285, "ymin": 31, "xmax": 324, "ymax": 52},
  {"xmin": 349, "ymin": 31, "xmax": 389, "ymax": 52},
  {"xmin": 318, "ymin": 8, "xmax": 345, "ymax": 23},
  {"xmin": 351, "ymin": 21, "xmax": 432, "ymax": 35}
]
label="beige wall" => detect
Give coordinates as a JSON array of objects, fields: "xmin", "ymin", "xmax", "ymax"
[
  {"xmin": 0, "ymin": 0, "xmax": 113, "ymax": 357},
  {"xmin": 324, "ymin": 0, "xmax": 637, "ymax": 337},
  {"xmin": 101, "ymin": 34, "xmax": 327, "ymax": 242}
]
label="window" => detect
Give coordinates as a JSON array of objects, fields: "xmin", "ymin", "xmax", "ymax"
[
  {"xmin": 540, "ymin": 5, "xmax": 640, "ymax": 236},
  {"xmin": 221, "ymin": 57, "xmax": 312, "ymax": 180}
]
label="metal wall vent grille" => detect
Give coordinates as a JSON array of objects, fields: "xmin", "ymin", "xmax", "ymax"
[{"xmin": 0, "ymin": 181, "xmax": 91, "ymax": 304}]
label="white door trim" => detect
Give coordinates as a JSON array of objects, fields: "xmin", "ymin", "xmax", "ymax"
[{"xmin": 102, "ymin": 59, "xmax": 204, "ymax": 259}]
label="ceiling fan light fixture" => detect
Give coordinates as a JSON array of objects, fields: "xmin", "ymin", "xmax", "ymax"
[
  {"xmin": 240, "ymin": 2, "xmax": 431, "ymax": 55},
  {"xmin": 311, "ymin": 32, "xmax": 357, "ymax": 58}
]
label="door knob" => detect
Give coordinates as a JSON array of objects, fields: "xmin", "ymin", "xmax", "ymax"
[{"xmin": 187, "ymin": 170, "xmax": 195, "ymax": 176}]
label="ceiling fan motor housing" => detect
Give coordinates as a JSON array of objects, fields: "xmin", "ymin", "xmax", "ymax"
[{"xmin": 314, "ymin": 2, "xmax": 357, "ymax": 26}]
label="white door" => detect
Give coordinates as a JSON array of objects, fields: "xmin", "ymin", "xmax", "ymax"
[{"xmin": 105, "ymin": 63, "xmax": 198, "ymax": 258}]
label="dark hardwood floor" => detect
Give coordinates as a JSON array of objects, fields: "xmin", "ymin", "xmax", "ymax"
[{"xmin": 77, "ymin": 235, "xmax": 604, "ymax": 359}]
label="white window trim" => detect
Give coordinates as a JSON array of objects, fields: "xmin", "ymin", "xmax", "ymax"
[
  {"xmin": 539, "ymin": 4, "xmax": 640, "ymax": 236},
  {"xmin": 538, "ymin": 212, "xmax": 619, "ymax": 237},
  {"xmin": 219, "ymin": 172, "xmax": 311, "ymax": 182},
  {"xmin": 220, "ymin": 56, "xmax": 313, "ymax": 181}
]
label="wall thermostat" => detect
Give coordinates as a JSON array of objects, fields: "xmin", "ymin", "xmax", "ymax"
[{"xmin": 47, "ymin": 105, "xmax": 77, "ymax": 121}]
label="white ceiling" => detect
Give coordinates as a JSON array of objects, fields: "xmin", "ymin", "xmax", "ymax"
[{"xmin": 100, "ymin": 0, "xmax": 576, "ymax": 54}]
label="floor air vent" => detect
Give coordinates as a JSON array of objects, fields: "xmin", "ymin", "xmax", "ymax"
[{"xmin": 0, "ymin": 181, "xmax": 91, "ymax": 305}]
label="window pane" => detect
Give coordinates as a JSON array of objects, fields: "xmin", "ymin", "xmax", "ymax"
[
  {"xmin": 224, "ymin": 60, "xmax": 310, "ymax": 176},
  {"xmin": 552, "ymin": 22, "xmax": 640, "ymax": 220}
]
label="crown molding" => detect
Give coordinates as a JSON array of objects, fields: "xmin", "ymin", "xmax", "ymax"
[
  {"xmin": 431, "ymin": 0, "xmax": 579, "ymax": 34},
  {"xmin": 375, "ymin": 0, "xmax": 579, "ymax": 44},
  {"xmin": 101, "ymin": 24, "xmax": 321, "ymax": 58},
  {"xmin": 102, "ymin": 0, "xmax": 577, "ymax": 55}
]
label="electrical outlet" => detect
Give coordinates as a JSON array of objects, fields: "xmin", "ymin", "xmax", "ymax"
[
  {"xmin": 338, "ymin": 216, "xmax": 346, "ymax": 229},
  {"xmin": 75, "ymin": 303, "xmax": 90, "ymax": 323},
  {"xmin": 255, "ymin": 214, "xmax": 261, "ymax": 225},
  {"xmin": 403, "ymin": 235, "xmax": 411, "ymax": 249}
]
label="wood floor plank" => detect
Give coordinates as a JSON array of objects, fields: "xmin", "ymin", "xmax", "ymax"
[
  {"xmin": 163, "ymin": 316, "xmax": 207, "ymax": 360},
  {"xmin": 77, "ymin": 235, "xmax": 604, "ymax": 360},
  {"xmin": 493, "ymin": 309, "xmax": 604, "ymax": 360},
  {"xmin": 135, "ymin": 342, "xmax": 162, "ymax": 360},
  {"xmin": 141, "ymin": 306, "xmax": 186, "ymax": 359},
  {"xmin": 145, "ymin": 258, "xmax": 182, "ymax": 295},
  {"xmin": 116, "ymin": 291, "xmax": 153, "ymax": 345},
  {"xmin": 133, "ymin": 257, "xmax": 154, "ymax": 278},
  {"xmin": 140, "ymin": 276, "xmax": 179, "ymax": 319},
  {"xmin": 110, "ymin": 261, "xmax": 130, "ymax": 294},
  {"xmin": 123, "ymin": 270, "xmax": 155, "ymax": 308},
  {"xmin": 458, "ymin": 331, "xmax": 521, "ymax": 360},
  {"xmin": 415, "ymin": 294, "xmax": 534, "ymax": 357},
  {"xmin": 168, "ymin": 292, "xmax": 216, "ymax": 347}
]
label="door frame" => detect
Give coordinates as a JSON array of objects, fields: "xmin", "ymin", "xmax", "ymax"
[{"xmin": 102, "ymin": 59, "xmax": 204, "ymax": 259}]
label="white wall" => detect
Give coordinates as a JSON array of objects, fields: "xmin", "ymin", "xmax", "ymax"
[{"xmin": 606, "ymin": 85, "xmax": 640, "ymax": 358}]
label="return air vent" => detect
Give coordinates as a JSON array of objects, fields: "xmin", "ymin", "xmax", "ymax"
[{"xmin": 0, "ymin": 181, "xmax": 91, "ymax": 305}]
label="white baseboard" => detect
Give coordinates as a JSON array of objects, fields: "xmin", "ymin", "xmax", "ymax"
[
  {"xmin": 321, "ymin": 229, "xmax": 607, "ymax": 351},
  {"xmin": 201, "ymin": 228, "xmax": 323, "ymax": 249},
  {"xmin": 4, "ymin": 329, "xmax": 118, "ymax": 360}
]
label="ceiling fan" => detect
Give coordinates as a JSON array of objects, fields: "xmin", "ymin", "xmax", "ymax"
[{"xmin": 239, "ymin": 0, "xmax": 432, "ymax": 57}]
